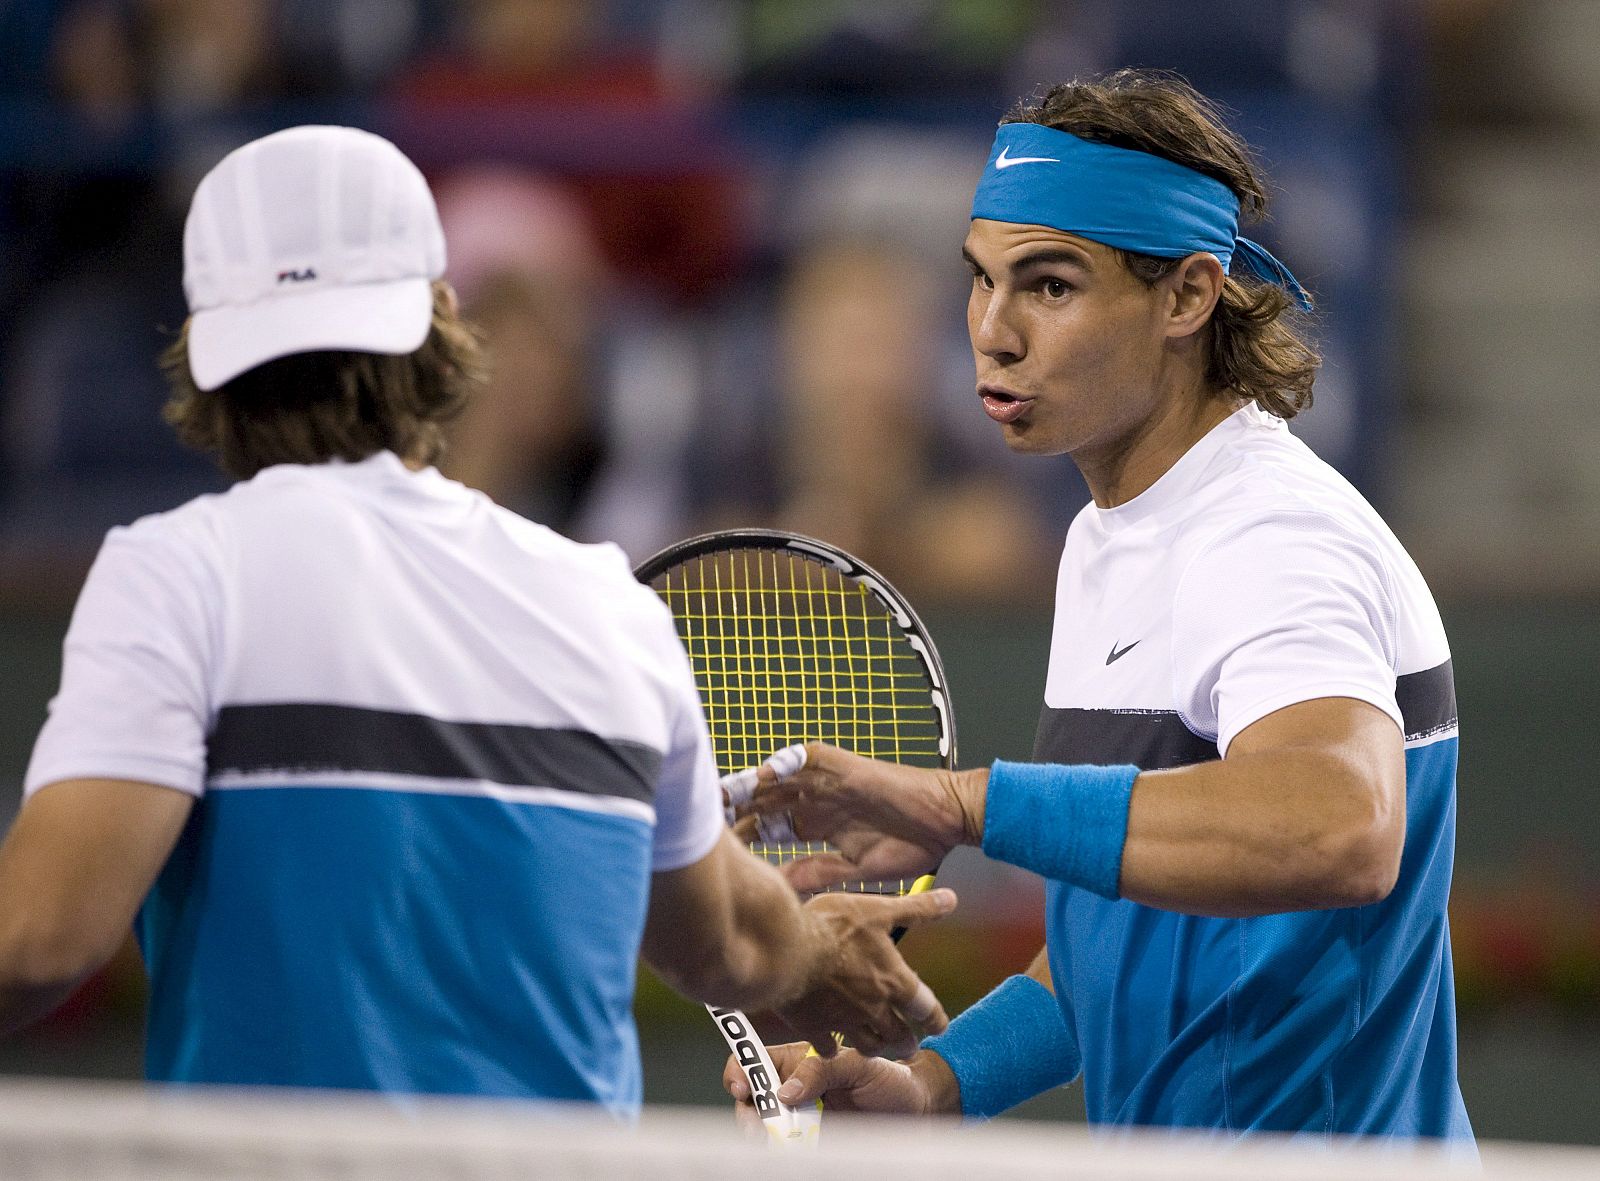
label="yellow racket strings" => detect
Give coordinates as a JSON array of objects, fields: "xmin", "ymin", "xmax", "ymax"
[{"xmin": 655, "ymin": 549, "xmax": 941, "ymax": 895}]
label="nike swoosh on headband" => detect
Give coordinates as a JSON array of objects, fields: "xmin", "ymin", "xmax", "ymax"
[
  {"xmin": 995, "ymin": 146, "xmax": 1060, "ymax": 169},
  {"xmin": 973, "ymin": 123, "xmax": 1314, "ymax": 312}
]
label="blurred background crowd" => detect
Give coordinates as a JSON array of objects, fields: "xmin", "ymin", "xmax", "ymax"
[{"xmin": 2, "ymin": 0, "xmax": 1598, "ymax": 1146}]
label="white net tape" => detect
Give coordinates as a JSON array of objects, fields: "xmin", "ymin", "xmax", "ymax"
[{"xmin": 0, "ymin": 1078, "xmax": 1595, "ymax": 1181}]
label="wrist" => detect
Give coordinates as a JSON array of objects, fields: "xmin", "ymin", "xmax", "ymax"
[
  {"xmin": 982, "ymin": 760, "xmax": 1138, "ymax": 899},
  {"xmin": 909, "ymin": 1048, "xmax": 963, "ymax": 1116},
  {"xmin": 937, "ymin": 767, "xmax": 989, "ymax": 848},
  {"xmin": 920, "ymin": 974, "xmax": 1079, "ymax": 1119},
  {"xmin": 787, "ymin": 897, "xmax": 837, "ymax": 1005}
]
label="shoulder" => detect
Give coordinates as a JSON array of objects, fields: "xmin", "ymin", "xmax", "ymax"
[
  {"xmin": 99, "ymin": 490, "xmax": 234, "ymax": 575},
  {"xmin": 494, "ymin": 515, "xmax": 676, "ymax": 626},
  {"xmin": 495, "ymin": 510, "xmax": 644, "ymax": 589},
  {"xmin": 1183, "ymin": 422, "xmax": 1402, "ymax": 580}
]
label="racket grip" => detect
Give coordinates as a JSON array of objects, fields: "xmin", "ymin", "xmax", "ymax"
[{"xmin": 708, "ymin": 1004, "xmax": 821, "ymax": 1149}]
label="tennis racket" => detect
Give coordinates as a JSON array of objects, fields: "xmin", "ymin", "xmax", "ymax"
[{"xmin": 634, "ymin": 529, "xmax": 956, "ymax": 1146}]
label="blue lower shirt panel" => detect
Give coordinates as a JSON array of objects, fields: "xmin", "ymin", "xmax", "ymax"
[
  {"xmin": 1045, "ymin": 737, "xmax": 1472, "ymax": 1140},
  {"xmin": 137, "ymin": 785, "xmax": 655, "ymax": 1115}
]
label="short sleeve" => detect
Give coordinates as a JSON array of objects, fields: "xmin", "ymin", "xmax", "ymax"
[
  {"xmin": 1170, "ymin": 511, "xmax": 1402, "ymax": 757},
  {"xmin": 641, "ymin": 608, "xmax": 725, "ymax": 872},
  {"xmin": 24, "ymin": 522, "xmax": 220, "ymax": 798}
]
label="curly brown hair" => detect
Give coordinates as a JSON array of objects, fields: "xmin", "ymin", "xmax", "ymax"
[
  {"xmin": 161, "ymin": 280, "xmax": 487, "ymax": 478},
  {"xmin": 1003, "ymin": 69, "xmax": 1320, "ymax": 418}
]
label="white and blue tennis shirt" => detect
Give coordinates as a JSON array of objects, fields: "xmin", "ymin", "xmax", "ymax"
[
  {"xmin": 1035, "ymin": 404, "xmax": 1472, "ymax": 1139},
  {"xmin": 24, "ymin": 451, "xmax": 725, "ymax": 1113}
]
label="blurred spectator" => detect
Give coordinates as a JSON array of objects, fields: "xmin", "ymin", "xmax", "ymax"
[
  {"xmin": 661, "ymin": 0, "xmax": 1047, "ymax": 101},
  {"xmin": 51, "ymin": 0, "xmax": 434, "ymax": 116},
  {"xmin": 435, "ymin": 168, "xmax": 688, "ymax": 554},
  {"xmin": 695, "ymin": 128, "xmax": 1063, "ymax": 605},
  {"xmin": 1, "ymin": 0, "xmax": 443, "ymax": 552},
  {"xmin": 391, "ymin": 0, "xmax": 746, "ymax": 302},
  {"xmin": 770, "ymin": 235, "xmax": 1054, "ymax": 604}
]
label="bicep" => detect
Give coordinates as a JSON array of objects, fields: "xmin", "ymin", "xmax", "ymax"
[
  {"xmin": 0, "ymin": 779, "xmax": 194, "ymax": 966},
  {"xmin": 643, "ymin": 829, "xmax": 740, "ymax": 972},
  {"xmin": 1229, "ymin": 695, "xmax": 1407, "ymax": 860},
  {"xmin": 1228, "ymin": 694, "xmax": 1405, "ymax": 790}
]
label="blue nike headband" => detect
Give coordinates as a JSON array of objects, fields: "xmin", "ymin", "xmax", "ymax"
[{"xmin": 971, "ymin": 122, "xmax": 1312, "ymax": 311}]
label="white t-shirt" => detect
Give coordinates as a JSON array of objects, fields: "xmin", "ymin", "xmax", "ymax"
[
  {"xmin": 1042, "ymin": 403, "xmax": 1452, "ymax": 759},
  {"xmin": 26, "ymin": 450, "xmax": 723, "ymax": 869}
]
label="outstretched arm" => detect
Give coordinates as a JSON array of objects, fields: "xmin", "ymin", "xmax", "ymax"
[
  {"xmin": 749, "ymin": 695, "xmax": 1405, "ymax": 918},
  {"xmin": 0, "ymin": 779, "xmax": 193, "ymax": 1036}
]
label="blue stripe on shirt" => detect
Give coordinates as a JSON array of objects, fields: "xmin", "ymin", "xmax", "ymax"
[
  {"xmin": 138, "ymin": 784, "xmax": 653, "ymax": 1114},
  {"xmin": 1045, "ymin": 737, "xmax": 1471, "ymax": 1139}
]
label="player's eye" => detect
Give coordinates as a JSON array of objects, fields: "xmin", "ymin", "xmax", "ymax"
[
  {"xmin": 970, "ymin": 270, "xmax": 993, "ymax": 292},
  {"xmin": 1041, "ymin": 277, "xmax": 1072, "ymax": 299}
]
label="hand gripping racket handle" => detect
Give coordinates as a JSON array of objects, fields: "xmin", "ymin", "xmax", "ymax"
[{"xmin": 708, "ymin": 1004, "xmax": 822, "ymax": 1147}]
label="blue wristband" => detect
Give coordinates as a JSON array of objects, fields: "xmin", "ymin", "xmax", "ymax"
[
  {"xmin": 921, "ymin": 974, "xmax": 1079, "ymax": 1119},
  {"xmin": 982, "ymin": 760, "xmax": 1139, "ymax": 899}
]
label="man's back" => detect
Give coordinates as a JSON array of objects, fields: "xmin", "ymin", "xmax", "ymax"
[{"xmin": 27, "ymin": 452, "xmax": 722, "ymax": 1110}]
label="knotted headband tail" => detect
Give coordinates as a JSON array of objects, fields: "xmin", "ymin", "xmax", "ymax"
[
  {"xmin": 972, "ymin": 122, "xmax": 1312, "ymax": 311},
  {"xmin": 1231, "ymin": 236, "xmax": 1313, "ymax": 311}
]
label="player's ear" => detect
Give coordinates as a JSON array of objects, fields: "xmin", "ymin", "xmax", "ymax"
[
  {"xmin": 437, "ymin": 279, "xmax": 461, "ymax": 317},
  {"xmin": 1161, "ymin": 252, "xmax": 1224, "ymax": 341}
]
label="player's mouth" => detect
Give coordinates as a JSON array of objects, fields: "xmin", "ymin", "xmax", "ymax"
[{"xmin": 979, "ymin": 384, "xmax": 1036, "ymax": 424}]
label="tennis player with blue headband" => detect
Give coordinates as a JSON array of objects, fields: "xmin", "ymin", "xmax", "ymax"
[{"xmin": 727, "ymin": 71, "xmax": 1473, "ymax": 1146}]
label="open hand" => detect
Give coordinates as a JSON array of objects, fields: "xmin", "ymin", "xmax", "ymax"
[
  {"xmin": 770, "ymin": 887, "xmax": 955, "ymax": 1060},
  {"xmin": 738, "ymin": 743, "xmax": 985, "ymax": 894}
]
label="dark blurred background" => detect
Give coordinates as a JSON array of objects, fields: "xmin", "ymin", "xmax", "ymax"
[{"xmin": 1, "ymin": 0, "xmax": 1597, "ymax": 1146}]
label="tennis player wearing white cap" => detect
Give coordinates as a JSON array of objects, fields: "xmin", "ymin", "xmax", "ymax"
[{"xmin": 0, "ymin": 125, "xmax": 952, "ymax": 1109}]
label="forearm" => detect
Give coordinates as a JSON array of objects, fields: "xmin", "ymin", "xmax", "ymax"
[
  {"xmin": 703, "ymin": 858, "xmax": 815, "ymax": 1010},
  {"xmin": 0, "ymin": 780, "xmax": 190, "ymax": 1037},
  {"xmin": 1119, "ymin": 747, "xmax": 1401, "ymax": 914},
  {"xmin": 645, "ymin": 830, "xmax": 815, "ymax": 1011},
  {"xmin": 960, "ymin": 737, "xmax": 1401, "ymax": 916}
]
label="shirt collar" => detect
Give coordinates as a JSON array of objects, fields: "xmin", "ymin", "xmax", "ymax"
[{"xmin": 1088, "ymin": 403, "xmax": 1278, "ymax": 533}]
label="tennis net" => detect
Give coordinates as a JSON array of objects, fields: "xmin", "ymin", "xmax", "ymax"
[{"xmin": 0, "ymin": 1077, "xmax": 1596, "ymax": 1180}]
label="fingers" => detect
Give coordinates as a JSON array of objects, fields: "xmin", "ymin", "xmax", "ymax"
[
  {"xmin": 719, "ymin": 765, "xmax": 760, "ymax": 825},
  {"xmin": 753, "ymin": 741, "xmax": 838, "ymax": 802},
  {"xmin": 896, "ymin": 977, "xmax": 948, "ymax": 1039},
  {"xmin": 840, "ymin": 975, "xmax": 941, "ymax": 1060},
  {"xmin": 779, "ymin": 851, "xmax": 859, "ymax": 893},
  {"xmin": 849, "ymin": 1021, "xmax": 919, "ymax": 1064},
  {"xmin": 879, "ymin": 886, "xmax": 958, "ymax": 928},
  {"xmin": 775, "ymin": 1046, "xmax": 872, "ymax": 1107},
  {"xmin": 723, "ymin": 1050, "xmax": 752, "ymax": 1102},
  {"xmin": 748, "ymin": 743, "xmax": 811, "ymax": 795},
  {"xmin": 723, "ymin": 1041, "xmax": 814, "ymax": 1103},
  {"xmin": 783, "ymin": 1015, "xmax": 839, "ymax": 1059},
  {"xmin": 764, "ymin": 743, "xmax": 809, "ymax": 780}
]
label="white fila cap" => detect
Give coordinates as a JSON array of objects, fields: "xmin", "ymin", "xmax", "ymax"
[{"xmin": 182, "ymin": 125, "xmax": 446, "ymax": 391}]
